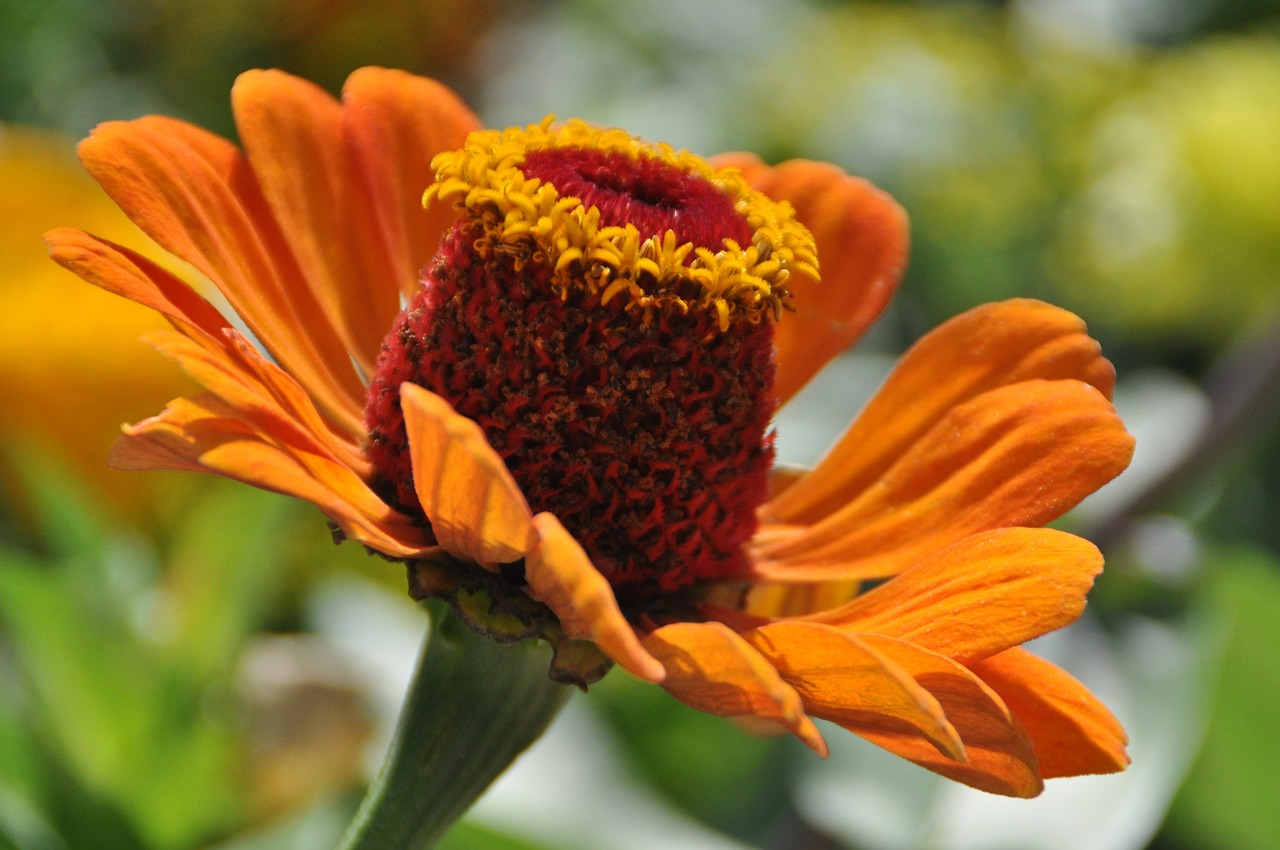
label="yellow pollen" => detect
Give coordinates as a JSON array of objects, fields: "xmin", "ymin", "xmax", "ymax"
[{"xmin": 423, "ymin": 117, "xmax": 819, "ymax": 331}]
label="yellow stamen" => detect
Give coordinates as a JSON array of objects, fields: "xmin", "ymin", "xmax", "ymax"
[{"xmin": 424, "ymin": 118, "xmax": 819, "ymax": 332}]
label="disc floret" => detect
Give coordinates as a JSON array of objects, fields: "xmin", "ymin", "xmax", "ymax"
[{"xmin": 367, "ymin": 119, "xmax": 819, "ymax": 602}]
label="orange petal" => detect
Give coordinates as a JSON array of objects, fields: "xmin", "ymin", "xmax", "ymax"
[
  {"xmin": 741, "ymin": 576, "xmax": 862, "ymax": 619},
  {"xmin": 141, "ymin": 329, "xmax": 367, "ymax": 473},
  {"xmin": 43, "ymin": 227, "xmax": 229, "ymax": 341},
  {"xmin": 232, "ymin": 69, "xmax": 401, "ymax": 375},
  {"xmin": 341, "ymin": 67, "xmax": 480, "ymax": 301},
  {"xmin": 642, "ymin": 621, "xmax": 827, "ymax": 755},
  {"xmin": 766, "ymin": 299, "xmax": 1121, "ymax": 525},
  {"xmin": 745, "ymin": 621, "xmax": 963, "ymax": 760},
  {"xmin": 44, "ymin": 230, "xmax": 380, "ymax": 468},
  {"xmin": 852, "ymin": 635, "xmax": 1043, "ymax": 797},
  {"xmin": 814, "ymin": 528, "xmax": 1102, "ymax": 664},
  {"xmin": 753, "ymin": 378, "xmax": 1133, "ymax": 574},
  {"xmin": 77, "ymin": 115, "xmax": 366, "ymax": 435},
  {"xmin": 714, "ymin": 154, "xmax": 907, "ymax": 407},
  {"xmin": 111, "ymin": 395, "xmax": 429, "ymax": 557},
  {"xmin": 971, "ymin": 648, "xmax": 1130, "ymax": 779},
  {"xmin": 524, "ymin": 513, "xmax": 664, "ymax": 683},
  {"xmin": 399, "ymin": 383, "xmax": 535, "ymax": 567}
]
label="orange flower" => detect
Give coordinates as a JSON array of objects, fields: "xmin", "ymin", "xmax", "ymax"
[{"xmin": 45, "ymin": 67, "xmax": 1135, "ymax": 797}]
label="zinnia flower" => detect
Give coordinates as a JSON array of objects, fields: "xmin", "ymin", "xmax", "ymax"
[{"xmin": 45, "ymin": 67, "xmax": 1135, "ymax": 798}]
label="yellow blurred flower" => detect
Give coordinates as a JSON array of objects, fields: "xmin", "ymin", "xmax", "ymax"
[
  {"xmin": 1052, "ymin": 35, "xmax": 1280, "ymax": 339},
  {"xmin": 0, "ymin": 124, "xmax": 195, "ymax": 518}
]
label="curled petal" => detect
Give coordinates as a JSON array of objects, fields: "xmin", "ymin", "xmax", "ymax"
[
  {"xmin": 341, "ymin": 66, "xmax": 480, "ymax": 300},
  {"xmin": 754, "ymin": 379, "xmax": 1133, "ymax": 575},
  {"xmin": 142, "ymin": 329, "xmax": 371, "ymax": 468},
  {"xmin": 525, "ymin": 512, "xmax": 665, "ymax": 683},
  {"xmin": 44, "ymin": 228, "xmax": 230, "ymax": 341},
  {"xmin": 111, "ymin": 396, "xmax": 428, "ymax": 556},
  {"xmin": 746, "ymin": 621, "xmax": 963, "ymax": 760},
  {"xmin": 815, "ymin": 528, "xmax": 1103, "ymax": 663},
  {"xmin": 44, "ymin": 229, "xmax": 370, "ymax": 475},
  {"xmin": 642, "ymin": 621, "xmax": 827, "ymax": 755},
  {"xmin": 767, "ymin": 299, "xmax": 1121, "ymax": 525},
  {"xmin": 400, "ymin": 383, "xmax": 535, "ymax": 567},
  {"xmin": 715, "ymin": 154, "xmax": 907, "ymax": 406},
  {"xmin": 972, "ymin": 648, "xmax": 1130, "ymax": 778},
  {"xmin": 852, "ymin": 635, "xmax": 1043, "ymax": 798},
  {"xmin": 232, "ymin": 69, "xmax": 401, "ymax": 374}
]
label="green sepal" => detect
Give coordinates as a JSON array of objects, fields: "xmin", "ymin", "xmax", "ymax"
[
  {"xmin": 334, "ymin": 600, "xmax": 570, "ymax": 850},
  {"xmin": 406, "ymin": 554, "xmax": 613, "ymax": 688}
]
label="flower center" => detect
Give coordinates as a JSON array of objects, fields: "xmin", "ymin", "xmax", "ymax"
[
  {"xmin": 519, "ymin": 147, "xmax": 753, "ymax": 251},
  {"xmin": 364, "ymin": 121, "xmax": 816, "ymax": 601}
]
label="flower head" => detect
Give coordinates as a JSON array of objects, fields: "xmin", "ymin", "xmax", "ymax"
[
  {"xmin": 46, "ymin": 67, "xmax": 1135, "ymax": 797},
  {"xmin": 367, "ymin": 117, "xmax": 815, "ymax": 600}
]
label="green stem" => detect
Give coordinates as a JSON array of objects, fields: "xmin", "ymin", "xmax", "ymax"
[{"xmin": 335, "ymin": 600, "xmax": 570, "ymax": 850}]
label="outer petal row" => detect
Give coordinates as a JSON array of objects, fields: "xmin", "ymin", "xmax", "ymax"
[
  {"xmin": 44, "ymin": 228, "xmax": 426, "ymax": 554},
  {"xmin": 753, "ymin": 377, "xmax": 1133, "ymax": 580},
  {"xmin": 73, "ymin": 67, "xmax": 479, "ymax": 438},
  {"xmin": 341, "ymin": 67, "xmax": 482, "ymax": 301},
  {"xmin": 400, "ymin": 382, "xmax": 535, "ymax": 567},
  {"xmin": 232, "ymin": 69, "xmax": 404, "ymax": 378},
  {"xmin": 110, "ymin": 394, "xmax": 429, "ymax": 556},
  {"xmin": 649, "ymin": 612, "xmax": 1124, "ymax": 796},
  {"xmin": 851, "ymin": 635, "xmax": 1044, "ymax": 797},
  {"xmin": 745, "ymin": 621, "xmax": 964, "ymax": 760},
  {"xmin": 642, "ymin": 621, "xmax": 828, "ymax": 755},
  {"xmin": 973, "ymin": 647, "xmax": 1130, "ymax": 779},
  {"xmin": 76, "ymin": 114, "xmax": 369, "ymax": 434},
  {"xmin": 814, "ymin": 527, "xmax": 1103, "ymax": 664},
  {"xmin": 766, "ymin": 299, "xmax": 1123, "ymax": 527},
  {"xmin": 526, "ymin": 513, "xmax": 666, "ymax": 684}
]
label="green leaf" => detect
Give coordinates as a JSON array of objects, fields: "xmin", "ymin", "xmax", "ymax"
[
  {"xmin": 436, "ymin": 821, "xmax": 556, "ymax": 850},
  {"xmin": 1164, "ymin": 547, "xmax": 1280, "ymax": 850},
  {"xmin": 161, "ymin": 482, "xmax": 302, "ymax": 677},
  {"xmin": 0, "ymin": 441, "xmax": 107, "ymax": 558},
  {"xmin": 0, "ymin": 547, "xmax": 241, "ymax": 848},
  {"xmin": 201, "ymin": 794, "xmax": 359, "ymax": 850}
]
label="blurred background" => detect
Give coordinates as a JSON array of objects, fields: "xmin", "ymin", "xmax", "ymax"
[{"xmin": 2, "ymin": 0, "xmax": 1278, "ymax": 848}]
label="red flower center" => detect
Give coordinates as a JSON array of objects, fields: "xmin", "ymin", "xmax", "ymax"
[
  {"xmin": 520, "ymin": 147, "xmax": 754, "ymax": 249},
  {"xmin": 365, "ymin": 145, "xmax": 778, "ymax": 601}
]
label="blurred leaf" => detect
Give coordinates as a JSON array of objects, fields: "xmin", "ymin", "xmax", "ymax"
[
  {"xmin": 1048, "ymin": 37, "xmax": 1280, "ymax": 348},
  {"xmin": 201, "ymin": 794, "xmax": 356, "ymax": 850},
  {"xmin": 0, "ymin": 782, "xmax": 67, "ymax": 850},
  {"xmin": 438, "ymin": 821, "xmax": 558, "ymax": 850},
  {"xmin": 162, "ymin": 482, "xmax": 303, "ymax": 678},
  {"xmin": 587, "ymin": 670, "xmax": 793, "ymax": 842},
  {"xmin": 0, "ymin": 443, "xmax": 107, "ymax": 559},
  {"xmin": 0, "ymin": 548, "xmax": 239, "ymax": 849},
  {"xmin": 1163, "ymin": 547, "xmax": 1280, "ymax": 850},
  {"xmin": 0, "ymin": 462, "xmax": 311, "ymax": 848}
]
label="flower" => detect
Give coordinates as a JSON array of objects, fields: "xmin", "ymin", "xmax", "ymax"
[{"xmin": 46, "ymin": 67, "xmax": 1135, "ymax": 797}]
